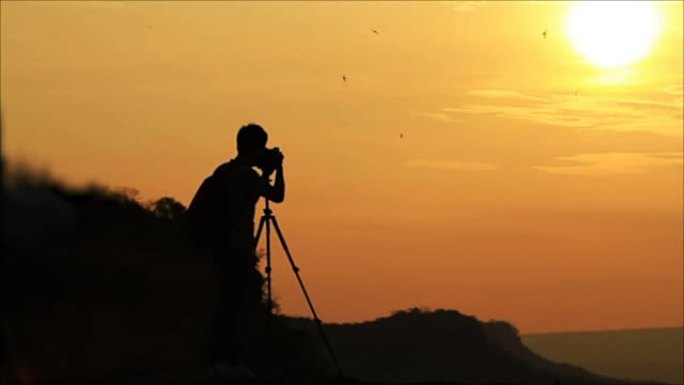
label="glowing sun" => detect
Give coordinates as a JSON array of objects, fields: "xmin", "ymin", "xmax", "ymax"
[{"xmin": 565, "ymin": 1, "xmax": 662, "ymax": 68}]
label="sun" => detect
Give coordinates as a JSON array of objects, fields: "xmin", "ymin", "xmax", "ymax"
[{"xmin": 565, "ymin": 1, "xmax": 662, "ymax": 69}]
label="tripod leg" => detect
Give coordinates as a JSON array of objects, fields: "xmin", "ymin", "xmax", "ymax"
[
  {"xmin": 254, "ymin": 214, "xmax": 273, "ymax": 313},
  {"xmin": 254, "ymin": 214, "xmax": 266, "ymax": 246},
  {"xmin": 269, "ymin": 215, "xmax": 344, "ymax": 377},
  {"xmin": 265, "ymin": 212, "xmax": 273, "ymax": 313}
]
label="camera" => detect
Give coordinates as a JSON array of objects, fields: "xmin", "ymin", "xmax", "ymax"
[{"xmin": 258, "ymin": 147, "xmax": 282, "ymax": 172}]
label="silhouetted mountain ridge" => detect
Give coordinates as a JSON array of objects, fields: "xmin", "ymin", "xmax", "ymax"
[
  {"xmin": 285, "ymin": 308, "xmax": 664, "ymax": 384},
  {"xmin": 2, "ymin": 169, "xmax": 667, "ymax": 384},
  {"xmin": 522, "ymin": 327, "xmax": 684, "ymax": 385}
]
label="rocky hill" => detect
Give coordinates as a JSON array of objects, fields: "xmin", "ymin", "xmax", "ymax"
[{"xmin": 285, "ymin": 309, "xmax": 654, "ymax": 384}]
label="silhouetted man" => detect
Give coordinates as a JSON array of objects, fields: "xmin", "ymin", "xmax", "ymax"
[{"xmin": 208, "ymin": 123, "xmax": 284, "ymax": 371}]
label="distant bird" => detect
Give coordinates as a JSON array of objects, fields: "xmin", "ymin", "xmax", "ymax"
[
  {"xmin": 372, "ymin": 29, "xmax": 379, "ymax": 35},
  {"xmin": 342, "ymin": 75, "xmax": 347, "ymax": 83},
  {"xmin": 542, "ymin": 29, "xmax": 547, "ymax": 40},
  {"xmin": 400, "ymin": 133, "xmax": 404, "ymax": 139}
]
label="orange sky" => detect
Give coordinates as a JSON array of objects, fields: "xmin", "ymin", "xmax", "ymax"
[{"xmin": 1, "ymin": 1, "xmax": 682, "ymax": 333}]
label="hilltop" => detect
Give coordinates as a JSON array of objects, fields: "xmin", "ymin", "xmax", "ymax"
[
  {"xmin": 286, "ymin": 309, "xmax": 654, "ymax": 385},
  {"xmin": 1, "ymin": 170, "xmax": 667, "ymax": 384}
]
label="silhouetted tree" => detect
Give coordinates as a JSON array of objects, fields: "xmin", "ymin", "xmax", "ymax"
[
  {"xmin": 150, "ymin": 196, "xmax": 186, "ymax": 221},
  {"xmin": 2, "ymin": 165, "xmax": 331, "ymax": 383}
]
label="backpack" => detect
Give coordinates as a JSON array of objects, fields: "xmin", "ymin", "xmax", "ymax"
[{"xmin": 186, "ymin": 162, "xmax": 234, "ymax": 247}]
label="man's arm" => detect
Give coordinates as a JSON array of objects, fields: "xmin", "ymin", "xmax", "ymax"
[
  {"xmin": 262, "ymin": 165, "xmax": 284, "ymax": 203},
  {"xmin": 259, "ymin": 152, "xmax": 285, "ymax": 203}
]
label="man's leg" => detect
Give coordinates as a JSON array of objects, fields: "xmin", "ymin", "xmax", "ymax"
[{"xmin": 211, "ymin": 251, "xmax": 243, "ymax": 365}]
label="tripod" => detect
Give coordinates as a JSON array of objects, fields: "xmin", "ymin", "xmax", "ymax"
[{"xmin": 254, "ymin": 199, "xmax": 343, "ymax": 377}]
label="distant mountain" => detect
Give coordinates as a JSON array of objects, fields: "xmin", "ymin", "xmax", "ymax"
[
  {"xmin": 285, "ymin": 309, "xmax": 666, "ymax": 385},
  {"xmin": 523, "ymin": 327, "xmax": 684, "ymax": 385}
]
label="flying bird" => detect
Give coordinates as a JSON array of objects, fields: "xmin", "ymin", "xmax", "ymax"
[
  {"xmin": 542, "ymin": 29, "xmax": 547, "ymax": 40},
  {"xmin": 400, "ymin": 133, "xmax": 404, "ymax": 139},
  {"xmin": 342, "ymin": 75, "xmax": 347, "ymax": 82},
  {"xmin": 372, "ymin": 29, "xmax": 379, "ymax": 35}
]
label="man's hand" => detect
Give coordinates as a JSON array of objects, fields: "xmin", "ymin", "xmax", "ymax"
[
  {"xmin": 260, "ymin": 148, "xmax": 285, "ymax": 203},
  {"xmin": 272, "ymin": 148, "xmax": 284, "ymax": 170},
  {"xmin": 261, "ymin": 165, "xmax": 276, "ymax": 178},
  {"xmin": 260, "ymin": 149, "xmax": 284, "ymax": 178}
]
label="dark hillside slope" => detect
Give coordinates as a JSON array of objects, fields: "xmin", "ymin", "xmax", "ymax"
[
  {"xmin": 2, "ymin": 176, "xmax": 328, "ymax": 384},
  {"xmin": 287, "ymin": 309, "xmax": 662, "ymax": 385},
  {"xmin": 1, "ymin": 172, "xmax": 666, "ymax": 385}
]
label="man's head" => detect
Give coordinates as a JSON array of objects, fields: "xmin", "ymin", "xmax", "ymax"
[{"xmin": 236, "ymin": 123, "xmax": 268, "ymax": 163}]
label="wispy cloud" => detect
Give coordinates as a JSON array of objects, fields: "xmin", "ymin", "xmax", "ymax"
[
  {"xmin": 533, "ymin": 152, "xmax": 683, "ymax": 176},
  {"xmin": 40, "ymin": 1, "xmax": 127, "ymax": 10},
  {"xmin": 439, "ymin": 88, "xmax": 683, "ymax": 136},
  {"xmin": 468, "ymin": 89, "xmax": 547, "ymax": 102},
  {"xmin": 406, "ymin": 159, "xmax": 498, "ymax": 172},
  {"xmin": 78, "ymin": 1, "xmax": 127, "ymax": 9},
  {"xmin": 443, "ymin": 103, "xmax": 597, "ymax": 128},
  {"xmin": 412, "ymin": 112, "xmax": 455, "ymax": 123},
  {"xmin": 446, "ymin": 1, "xmax": 486, "ymax": 12},
  {"xmin": 663, "ymin": 84, "xmax": 683, "ymax": 96}
]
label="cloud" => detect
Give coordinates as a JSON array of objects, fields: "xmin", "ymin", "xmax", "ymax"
[
  {"xmin": 447, "ymin": 1, "xmax": 486, "ymax": 12},
  {"xmin": 406, "ymin": 159, "xmax": 498, "ymax": 172},
  {"xmin": 443, "ymin": 103, "xmax": 597, "ymax": 128},
  {"xmin": 612, "ymin": 98, "xmax": 682, "ymax": 111},
  {"xmin": 663, "ymin": 84, "xmax": 683, "ymax": 96},
  {"xmin": 412, "ymin": 112, "xmax": 455, "ymax": 123},
  {"xmin": 468, "ymin": 89, "xmax": 547, "ymax": 102},
  {"xmin": 441, "ymin": 88, "xmax": 684, "ymax": 136},
  {"xmin": 37, "ymin": 1, "xmax": 127, "ymax": 10},
  {"xmin": 533, "ymin": 152, "xmax": 683, "ymax": 176},
  {"xmin": 73, "ymin": 2, "xmax": 127, "ymax": 9}
]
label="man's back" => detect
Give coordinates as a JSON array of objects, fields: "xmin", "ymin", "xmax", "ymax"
[
  {"xmin": 203, "ymin": 123, "xmax": 285, "ymax": 370},
  {"xmin": 214, "ymin": 159, "xmax": 263, "ymax": 253}
]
